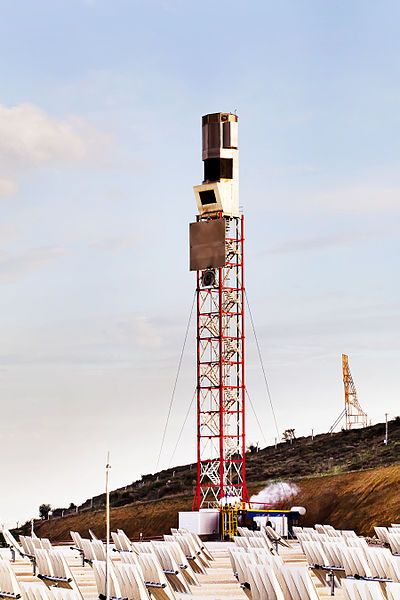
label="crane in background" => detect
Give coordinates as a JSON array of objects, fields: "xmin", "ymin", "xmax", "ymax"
[{"xmin": 330, "ymin": 354, "xmax": 368, "ymax": 433}]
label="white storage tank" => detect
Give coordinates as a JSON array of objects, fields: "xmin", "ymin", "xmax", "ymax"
[{"xmin": 178, "ymin": 509, "xmax": 220, "ymax": 535}]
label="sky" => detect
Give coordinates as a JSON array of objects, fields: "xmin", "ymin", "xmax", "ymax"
[{"xmin": 0, "ymin": 0, "xmax": 399, "ymax": 526}]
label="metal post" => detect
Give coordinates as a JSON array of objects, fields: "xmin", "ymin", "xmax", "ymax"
[
  {"xmin": 105, "ymin": 452, "xmax": 111, "ymax": 600},
  {"xmin": 329, "ymin": 570, "xmax": 335, "ymax": 596}
]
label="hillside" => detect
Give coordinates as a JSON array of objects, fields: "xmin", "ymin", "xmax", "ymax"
[
  {"xmin": 295, "ymin": 464, "xmax": 400, "ymax": 533},
  {"xmin": 33, "ymin": 464, "xmax": 400, "ymax": 541},
  {"xmin": 25, "ymin": 419, "xmax": 400, "ymax": 540}
]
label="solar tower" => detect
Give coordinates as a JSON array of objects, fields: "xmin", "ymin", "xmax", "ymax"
[{"xmin": 190, "ymin": 113, "xmax": 248, "ymax": 509}]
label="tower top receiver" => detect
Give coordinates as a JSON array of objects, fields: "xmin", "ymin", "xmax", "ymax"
[{"xmin": 193, "ymin": 112, "xmax": 239, "ymax": 218}]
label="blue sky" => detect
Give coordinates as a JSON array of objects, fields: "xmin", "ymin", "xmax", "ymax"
[{"xmin": 0, "ymin": 0, "xmax": 399, "ymax": 524}]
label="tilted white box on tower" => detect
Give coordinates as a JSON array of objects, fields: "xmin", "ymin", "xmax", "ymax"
[{"xmin": 193, "ymin": 113, "xmax": 239, "ymax": 218}]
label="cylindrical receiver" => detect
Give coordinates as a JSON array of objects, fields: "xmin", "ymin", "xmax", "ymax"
[
  {"xmin": 202, "ymin": 112, "xmax": 238, "ymax": 160},
  {"xmin": 201, "ymin": 113, "xmax": 238, "ymax": 184}
]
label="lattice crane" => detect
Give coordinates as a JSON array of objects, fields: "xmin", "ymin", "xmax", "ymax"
[
  {"xmin": 330, "ymin": 354, "xmax": 368, "ymax": 432},
  {"xmin": 342, "ymin": 353, "xmax": 368, "ymax": 429}
]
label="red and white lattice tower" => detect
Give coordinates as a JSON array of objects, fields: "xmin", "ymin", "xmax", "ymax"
[{"xmin": 190, "ymin": 112, "xmax": 248, "ymax": 509}]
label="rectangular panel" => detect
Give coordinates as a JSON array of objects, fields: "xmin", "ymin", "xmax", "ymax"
[
  {"xmin": 223, "ymin": 121, "xmax": 238, "ymax": 149},
  {"xmin": 189, "ymin": 219, "xmax": 226, "ymax": 271}
]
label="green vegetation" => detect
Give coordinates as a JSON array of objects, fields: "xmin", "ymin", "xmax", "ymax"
[
  {"xmin": 17, "ymin": 418, "xmax": 399, "ymax": 541},
  {"xmin": 72, "ymin": 418, "xmax": 398, "ymax": 512}
]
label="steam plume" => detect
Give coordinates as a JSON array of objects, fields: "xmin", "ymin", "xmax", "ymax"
[{"xmin": 250, "ymin": 482, "xmax": 299, "ymax": 506}]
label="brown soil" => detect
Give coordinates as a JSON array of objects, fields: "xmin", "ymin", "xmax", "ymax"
[
  {"xmin": 34, "ymin": 464, "xmax": 400, "ymax": 542},
  {"xmin": 294, "ymin": 464, "xmax": 400, "ymax": 533},
  {"xmin": 34, "ymin": 496, "xmax": 192, "ymax": 542}
]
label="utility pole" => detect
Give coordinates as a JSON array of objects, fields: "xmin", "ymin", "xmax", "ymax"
[{"xmin": 105, "ymin": 452, "xmax": 111, "ymax": 600}]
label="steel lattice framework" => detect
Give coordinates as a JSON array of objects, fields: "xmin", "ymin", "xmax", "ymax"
[
  {"xmin": 194, "ymin": 214, "xmax": 248, "ymax": 509},
  {"xmin": 342, "ymin": 353, "xmax": 368, "ymax": 429}
]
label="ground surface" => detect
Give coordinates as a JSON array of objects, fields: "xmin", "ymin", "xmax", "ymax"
[
  {"xmin": 33, "ymin": 464, "xmax": 400, "ymax": 541},
  {"xmin": 16, "ymin": 419, "xmax": 400, "ymax": 541}
]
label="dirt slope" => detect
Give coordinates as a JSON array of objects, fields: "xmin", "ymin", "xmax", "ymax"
[
  {"xmin": 34, "ymin": 496, "xmax": 192, "ymax": 542},
  {"xmin": 293, "ymin": 464, "xmax": 400, "ymax": 533},
  {"xmin": 35, "ymin": 418, "xmax": 400, "ymax": 520},
  {"xmin": 34, "ymin": 464, "xmax": 400, "ymax": 541}
]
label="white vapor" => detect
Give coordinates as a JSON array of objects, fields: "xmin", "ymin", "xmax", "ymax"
[{"xmin": 250, "ymin": 482, "xmax": 299, "ymax": 506}]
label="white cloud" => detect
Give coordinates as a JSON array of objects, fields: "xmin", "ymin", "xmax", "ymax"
[
  {"xmin": 268, "ymin": 230, "xmax": 379, "ymax": 254},
  {"xmin": 0, "ymin": 223, "xmax": 20, "ymax": 246},
  {"xmin": 266, "ymin": 175, "xmax": 400, "ymax": 215},
  {"xmin": 89, "ymin": 234, "xmax": 140, "ymax": 252},
  {"xmin": 268, "ymin": 164, "xmax": 319, "ymax": 178},
  {"xmin": 110, "ymin": 315, "xmax": 162, "ymax": 351},
  {"xmin": 311, "ymin": 185, "xmax": 400, "ymax": 212},
  {"xmin": 132, "ymin": 316, "xmax": 162, "ymax": 349},
  {"xmin": 0, "ymin": 102, "xmax": 111, "ymax": 192},
  {"xmin": 0, "ymin": 177, "xmax": 17, "ymax": 197},
  {"xmin": 0, "ymin": 311, "xmax": 164, "ymax": 368},
  {"xmin": 0, "ymin": 246, "xmax": 66, "ymax": 283}
]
